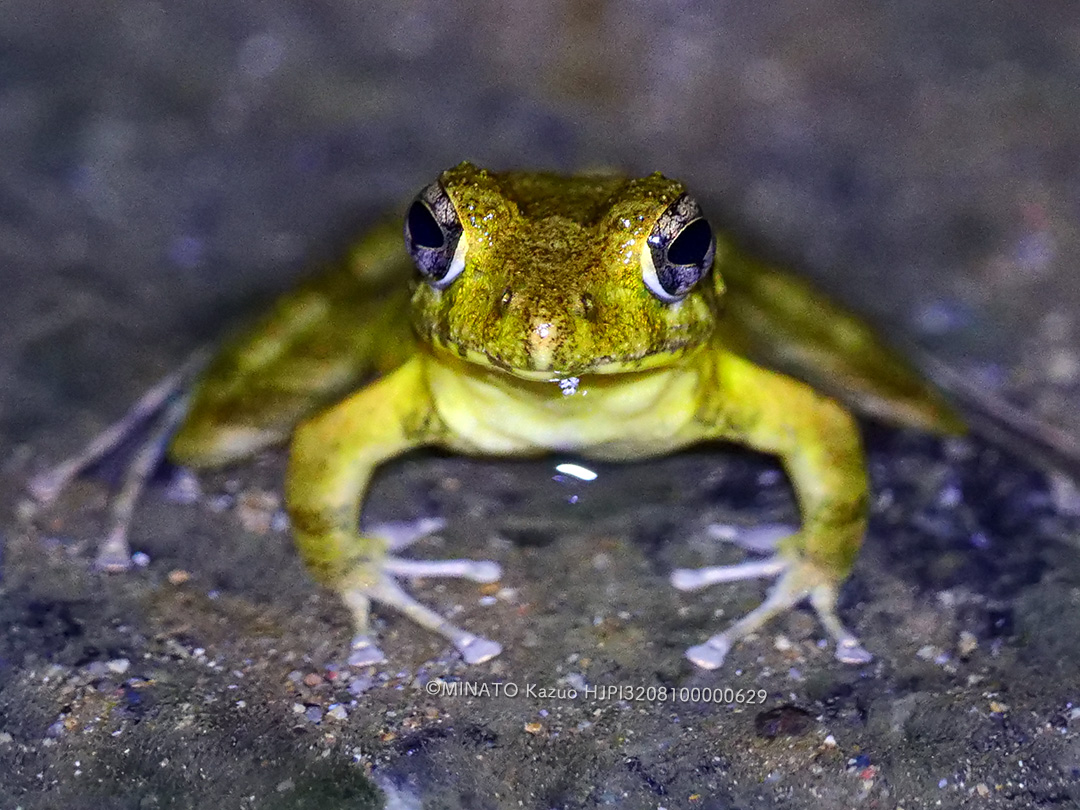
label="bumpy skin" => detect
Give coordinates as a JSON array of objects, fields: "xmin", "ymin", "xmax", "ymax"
[
  {"xmin": 170, "ymin": 162, "xmax": 959, "ymax": 667},
  {"xmin": 170, "ymin": 223, "xmax": 415, "ymax": 467}
]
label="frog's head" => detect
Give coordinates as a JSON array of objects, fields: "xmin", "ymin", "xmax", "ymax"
[{"xmin": 406, "ymin": 162, "xmax": 722, "ymax": 381}]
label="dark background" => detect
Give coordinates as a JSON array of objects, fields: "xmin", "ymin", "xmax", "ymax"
[{"xmin": 2, "ymin": 2, "xmax": 1079, "ymax": 807}]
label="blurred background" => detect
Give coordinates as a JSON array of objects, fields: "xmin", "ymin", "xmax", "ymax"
[
  {"xmin": 2, "ymin": 2, "xmax": 1080, "ymax": 806},
  {"xmin": 3, "ymin": 0, "xmax": 1079, "ymax": 460}
]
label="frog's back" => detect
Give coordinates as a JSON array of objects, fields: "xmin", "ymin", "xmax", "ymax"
[{"xmin": 170, "ymin": 221, "xmax": 416, "ymax": 468}]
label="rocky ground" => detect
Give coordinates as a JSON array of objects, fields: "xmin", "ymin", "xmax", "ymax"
[{"xmin": 1, "ymin": 2, "xmax": 1079, "ymax": 808}]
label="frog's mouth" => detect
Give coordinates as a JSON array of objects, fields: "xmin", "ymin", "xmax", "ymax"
[{"xmin": 427, "ymin": 334, "xmax": 698, "ymax": 382}]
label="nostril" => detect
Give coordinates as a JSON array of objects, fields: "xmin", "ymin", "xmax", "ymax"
[
  {"xmin": 498, "ymin": 287, "xmax": 513, "ymax": 313},
  {"xmin": 579, "ymin": 293, "xmax": 597, "ymax": 322}
]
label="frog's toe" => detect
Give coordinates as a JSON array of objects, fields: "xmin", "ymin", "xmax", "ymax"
[
  {"xmin": 674, "ymin": 556, "xmax": 870, "ymax": 670},
  {"xmin": 383, "ymin": 555, "xmax": 502, "ymax": 583},
  {"xmin": 670, "ymin": 557, "xmax": 787, "ymax": 591},
  {"xmin": 340, "ymin": 559, "xmax": 502, "ymax": 666},
  {"xmin": 347, "ymin": 634, "xmax": 387, "ymax": 667},
  {"xmin": 684, "ymin": 637, "xmax": 733, "ymax": 670},
  {"xmin": 28, "ymin": 468, "xmax": 69, "ymax": 506},
  {"xmin": 366, "ymin": 517, "xmax": 447, "ymax": 551},
  {"xmin": 809, "ymin": 584, "xmax": 872, "ymax": 665},
  {"xmin": 94, "ymin": 527, "xmax": 135, "ymax": 572},
  {"xmin": 457, "ymin": 634, "xmax": 503, "ymax": 665},
  {"xmin": 365, "ymin": 520, "xmax": 502, "ymax": 583}
]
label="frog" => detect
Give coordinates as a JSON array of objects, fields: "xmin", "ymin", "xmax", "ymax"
[{"xmin": 29, "ymin": 162, "xmax": 961, "ymax": 669}]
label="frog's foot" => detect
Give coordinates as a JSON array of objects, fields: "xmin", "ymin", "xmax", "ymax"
[
  {"xmin": 365, "ymin": 517, "xmax": 449, "ymax": 552},
  {"xmin": 339, "ymin": 544, "xmax": 503, "ymax": 667},
  {"xmin": 671, "ymin": 556, "xmax": 871, "ymax": 670},
  {"xmin": 93, "ymin": 395, "xmax": 193, "ymax": 571},
  {"xmin": 28, "ymin": 355, "xmax": 207, "ymax": 571}
]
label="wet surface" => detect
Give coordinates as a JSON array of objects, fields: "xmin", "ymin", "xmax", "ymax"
[{"xmin": 3, "ymin": 1, "xmax": 1080, "ymax": 808}]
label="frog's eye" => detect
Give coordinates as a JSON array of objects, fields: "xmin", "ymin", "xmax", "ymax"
[
  {"xmin": 641, "ymin": 194, "xmax": 715, "ymax": 303},
  {"xmin": 404, "ymin": 182, "xmax": 466, "ymax": 288}
]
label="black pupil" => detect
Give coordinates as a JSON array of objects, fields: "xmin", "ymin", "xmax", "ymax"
[
  {"xmin": 407, "ymin": 201, "xmax": 445, "ymax": 249},
  {"xmin": 666, "ymin": 218, "xmax": 713, "ymax": 266}
]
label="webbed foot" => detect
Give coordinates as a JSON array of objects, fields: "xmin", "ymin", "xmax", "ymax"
[{"xmin": 672, "ymin": 554, "xmax": 871, "ymax": 670}]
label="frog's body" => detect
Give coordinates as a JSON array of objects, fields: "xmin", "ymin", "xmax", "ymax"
[{"xmin": 105, "ymin": 163, "xmax": 960, "ymax": 667}]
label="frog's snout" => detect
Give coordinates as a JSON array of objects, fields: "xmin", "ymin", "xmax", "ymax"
[
  {"xmin": 490, "ymin": 290, "xmax": 569, "ymax": 373},
  {"xmin": 526, "ymin": 315, "xmax": 559, "ymax": 370}
]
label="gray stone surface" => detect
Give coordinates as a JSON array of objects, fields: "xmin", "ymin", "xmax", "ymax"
[{"xmin": 2, "ymin": 2, "xmax": 1079, "ymax": 807}]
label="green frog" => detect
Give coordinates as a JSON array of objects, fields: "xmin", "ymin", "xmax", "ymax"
[{"xmin": 32, "ymin": 162, "xmax": 961, "ymax": 669}]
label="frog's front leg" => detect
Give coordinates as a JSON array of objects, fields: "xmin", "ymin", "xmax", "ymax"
[
  {"xmin": 286, "ymin": 355, "xmax": 502, "ymax": 666},
  {"xmin": 673, "ymin": 351, "xmax": 873, "ymax": 670}
]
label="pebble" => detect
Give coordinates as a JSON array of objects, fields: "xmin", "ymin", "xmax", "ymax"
[
  {"xmin": 348, "ymin": 675, "xmax": 374, "ymax": 696},
  {"xmin": 237, "ymin": 489, "xmax": 281, "ymax": 534},
  {"xmin": 563, "ymin": 672, "xmax": 588, "ymax": 692},
  {"xmin": 167, "ymin": 570, "xmax": 191, "ymax": 585},
  {"xmin": 957, "ymin": 631, "xmax": 978, "ymax": 658},
  {"xmin": 85, "ymin": 661, "xmax": 110, "ymax": 678}
]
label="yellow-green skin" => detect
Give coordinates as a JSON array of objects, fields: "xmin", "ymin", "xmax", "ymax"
[{"xmin": 169, "ymin": 162, "xmax": 959, "ymax": 667}]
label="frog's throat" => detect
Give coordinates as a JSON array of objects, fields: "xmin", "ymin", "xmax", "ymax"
[{"xmin": 427, "ymin": 336, "xmax": 700, "ymax": 382}]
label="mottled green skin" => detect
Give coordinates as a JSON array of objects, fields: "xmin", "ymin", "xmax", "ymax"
[
  {"xmin": 411, "ymin": 164, "xmax": 719, "ymax": 378},
  {"xmin": 170, "ymin": 222, "xmax": 415, "ymax": 467},
  {"xmin": 169, "ymin": 162, "xmax": 960, "ymax": 663}
]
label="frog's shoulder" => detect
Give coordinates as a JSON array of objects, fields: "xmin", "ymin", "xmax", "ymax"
[
  {"xmin": 712, "ymin": 234, "xmax": 962, "ymax": 434},
  {"xmin": 170, "ymin": 221, "xmax": 416, "ymax": 467}
]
